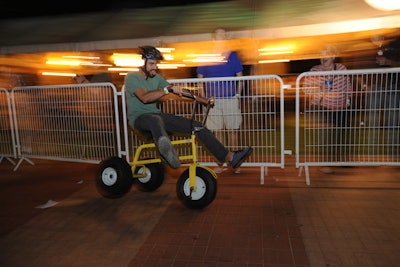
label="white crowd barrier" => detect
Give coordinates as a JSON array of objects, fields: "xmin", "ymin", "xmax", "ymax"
[
  {"xmin": 296, "ymin": 68, "xmax": 400, "ymax": 184},
  {"xmin": 1, "ymin": 70, "xmax": 399, "ymax": 185},
  {"xmin": 10, "ymin": 83, "xmax": 122, "ymax": 170},
  {"xmin": 0, "ymin": 88, "xmax": 17, "ymax": 165}
]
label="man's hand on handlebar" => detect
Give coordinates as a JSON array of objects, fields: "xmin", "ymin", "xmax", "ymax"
[
  {"xmin": 193, "ymin": 95, "xmax": 214, "ymax": 107},
  {"xmin": 167, "ymin": 84, "xmax": 214, "ymax": 107},
  {"xmin": 167, "ymin": 85, "xmax": 182, "ymax": 96}
]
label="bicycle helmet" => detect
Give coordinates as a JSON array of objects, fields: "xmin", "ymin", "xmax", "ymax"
[
  {"xmin": 138, "ymin": 46, "xmax": 164, "ymax": 79},
  {"xmin": 139, "ymin": 46, "xmax": 164, "ymax": 60}
]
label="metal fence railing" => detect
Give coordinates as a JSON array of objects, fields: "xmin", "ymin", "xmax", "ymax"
[
  {"xmin": 10, "ymin": 83, "xmax": 122, "ymax": 170},
  {"xmin": 2, "ymin": 70, "xmax": 399, "ymax": 185},
  {"xmin": 296, "ymin": 68, "xmax": 400, "ymax": 184},
  {"xmin": 0, "ymin": 88, "xmax": 16, "ymax": 165}
]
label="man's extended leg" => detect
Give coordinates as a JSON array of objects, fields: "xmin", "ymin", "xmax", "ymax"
[
  {"xmin": 158, "ymin": 113, "xmax": 252, "ymax": 168},
  {"xmin": 159, "ymin": 113, "xmax": 229, "ymax": 164}
]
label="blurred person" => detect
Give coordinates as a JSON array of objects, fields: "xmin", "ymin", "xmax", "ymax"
[
  {"xmin": 73, "ymin": 52, "xmax": 113, "ymax": 84},
  {"xmin": 90, "ymin": 72, "xmax": 113, "ymax": 83},
  {"xmin": 382, "ymin": 37, "xmax": 400, "ymax": 64},
  {"xmin": 196, "ymin": 28, "xmax": 244, "ymax": 174},
  {"xmin": 304, "ymin": 44, "xmax": 352, "ymax": 174},
  {"xmin": 73, "ymin": 72, "xmax": 112, "ymax": 84},
  {"xmin": 124, "ymin": 45, "xmax": 252, "ymax": 171},
  {"xmin": 380, "ymin": 37, "xmax": 400, "ymax": 156},
  {"xmin": 73, "ymin": 74, "xmax": 90, "ymax": 84},
  {"xmin": 0, "ymin": 70, "xmax": 37, "ymax": 89},
  {"xmin": 307, "ymin": 44, "xmax": 352, "ymax": 126},
  {"xmin": 366, "ymin": 37, "xmax": 400, "ymax": 156},
  {"xmin": 375, "ymin": 51, "xmax": 392, "ymax": 67},
  {"xmin": 378, "ymin": 36, "xmax": 400, "ymax": 65}
]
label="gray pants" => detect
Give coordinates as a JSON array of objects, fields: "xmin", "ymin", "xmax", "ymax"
[{"xmin": 133, "ymin": 113, "xmax": 229, "ymax": 164}]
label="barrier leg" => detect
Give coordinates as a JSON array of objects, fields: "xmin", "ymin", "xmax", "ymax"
[{"xmin": 13, "ymin": 157, "xmax": 35, "ymax": 171}]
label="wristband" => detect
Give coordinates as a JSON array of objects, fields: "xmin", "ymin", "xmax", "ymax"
[{"xmin": 163, "ymin": 87, "xmax": 169, "ymax": 95}]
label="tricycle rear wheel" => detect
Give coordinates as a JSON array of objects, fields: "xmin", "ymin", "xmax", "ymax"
[
  {"xmin": 96, "ymin": 157, "xmax": 133, "ymax": 198},
  {"xmin": 135, "ymin": 163, "xmax": 165, "ymax": 192}
]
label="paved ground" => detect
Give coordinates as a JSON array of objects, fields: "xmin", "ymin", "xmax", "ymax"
[{"xmin": 1, "ymin": 157, "xmax": 400, "ymax": 267}]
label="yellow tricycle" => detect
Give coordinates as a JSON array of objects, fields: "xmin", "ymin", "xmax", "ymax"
[{"xmin": 95, "ymin": 90, "xmax": 217, "ymax": 209}]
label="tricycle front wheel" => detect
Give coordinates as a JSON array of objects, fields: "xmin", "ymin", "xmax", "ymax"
[{"xmin": 176, "ymin": 167, "xmax": 217, "ymax": 209}]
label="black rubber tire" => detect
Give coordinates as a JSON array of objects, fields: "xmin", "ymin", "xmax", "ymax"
[
  {"xmin": 96, "ymin": 156, "xmax": 133, "ymax": 198},
  {"xmin": 135, "ymin": 163, "xmax": 165, "ymax": 192},
  {"xmin": 176, "ymin": 167, "xmax": 217, "ymax": 209}
]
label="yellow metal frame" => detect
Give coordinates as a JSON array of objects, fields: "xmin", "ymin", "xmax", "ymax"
[{"xmin": 130, "ymin": 134, "xmax": 217, "ymax": 192}]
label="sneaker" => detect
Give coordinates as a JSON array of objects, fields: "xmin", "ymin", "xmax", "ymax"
[
  {"xmin": 233, "ymin": 168, "xmax": 241, "ymax": 174},
  {"xmin": 157, "ymin": 136, "xmax": 180, "ymax": 169},
  {"xmin": 228, "ymin": 147, "xmax": 253, "ymax": 169},
  {"xmin": 214, "ymin": 165, "xmax": 227, "ymax": 174}
]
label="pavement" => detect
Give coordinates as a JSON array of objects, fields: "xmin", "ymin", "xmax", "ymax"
[{"xmin": 1, "ymin": 157, "xmax": 400, "ymax": 267}]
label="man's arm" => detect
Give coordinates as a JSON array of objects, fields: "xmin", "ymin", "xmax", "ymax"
[
  {"xmin": 134, "ymin": 85, "xmax": 182, "ymax": 103},
  {"xmin": 236, "ymin": 71, "xmax": 243, "ymax": 95},
  {"xmin": 196, "ymin": 73, "xmax": 206, "ymax": 97}
]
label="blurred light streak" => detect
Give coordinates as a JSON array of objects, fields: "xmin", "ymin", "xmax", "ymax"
[
  {"xmin": 46, "ymin": 57, "xmax": 111, "ymax": 67},
  {"xmin": 79, "ymin": 62, "xmax": 112, "ymax": 66},
  {"xmin": 163, "ymin": 54, "xmax": 174, "ymax": 60},
  {"xmin": 157, "ymin": 47, "xmax": 175, "ymax": 52},
  {"xmin": 46, "ymin": 59, "xmax": 81, "ymax": 66},
  {"xmin": 108, "ymin": 67, "xmax": 139, "ymax": 72},
  {"xmin": 183, "ymin": 54, "xmax": 227, "ymax": 63},
  {"xmin": 258, "ymin": 46, "xmax": 294, "ymax": 56},
  {"xmin": 62, "ymin": 55, "xmax": 100, "ymax": 60},
  {"xmin": 258, "ymin": 59, "xmax": 290, "ymax": 64},
  {"xmin": 158, "ymin": 63, "xmax": 186, "ymax": 69},
  {"xmin": 112, "ymin": 53, "xmax": 143, "ymax": 66},
  {"xmin": 259, "ymin": 51, "xmax": 294, "ymax": 56},
  {"xmin": 252, "ymin": 15, "xmax": 400, "ymax": 38},
  {"xmin": 259, "ymin": 47, "xmax": 294, "ymax": 52},
  {"xmin": 364, "ymin": 0, "xmax": 400, "ymax": 11},
  {"xmin": 42, "ymin": 72, "xmax": 76, "ymax": 77}
]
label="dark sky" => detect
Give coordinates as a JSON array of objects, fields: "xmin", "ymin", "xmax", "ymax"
[{"xmin": 1, "ymin": 0, "xmax": 230, "ymax": 19}]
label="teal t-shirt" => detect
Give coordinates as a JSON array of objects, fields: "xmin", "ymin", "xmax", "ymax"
[{"xmin": 124, "ymin": 72, "xmax": 169, "ymax": 127}]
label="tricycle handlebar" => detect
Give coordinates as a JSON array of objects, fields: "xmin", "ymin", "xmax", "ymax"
[{"xmin": 168, "ymin": 87, "xmax": 214, "ymax": 108}]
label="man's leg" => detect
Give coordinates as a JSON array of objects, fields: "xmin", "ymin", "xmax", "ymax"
[
  {"xmin": 204, "ymin": 104, "xmax": 225, "ymax": 172},
  {"xmin": 159, "ymin": 113, "xmax": 229, "ymax": 164},
  {"xmin": 134, "ymin": 113, "xmax": 168, "ymax": 142},
  {"xmin": 134, "ymin": 114, "xmax": 180, "ymax": 169},
  {"xmin": 224, "ymin": 98, "xmax": 243, "ymax": 173},
  {"xmin": 158, "ymin": 113, "xmax": 252, "ymax": 170}
]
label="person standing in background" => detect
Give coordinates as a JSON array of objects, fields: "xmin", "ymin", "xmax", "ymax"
[
  {"xmin": 368, "ymin": 36, "xmax": 400, "ymax": 157},
  {"xmin": 307, "ymin": 44, "xmax": 352, "ymax": 126},
  {"xmin": 196, "ymin": 28, "xmax": 244, "ymax": 174},
  {"xmin": 304, "ymin": 44, "xmax": 352, "ymax": 174}
]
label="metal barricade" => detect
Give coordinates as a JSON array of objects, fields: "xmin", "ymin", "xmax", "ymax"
[
  {"xmin": 0, "ymin": 88, "xmax": 17, "ymax": 165},
  {"xmin": 3, "ymin": 70, "xmax": 399, "ymax": 185},
  {"xmin": 296, "ymin": 68, "xmax": 400, "ymax": 184},
  {"xmin": 11, "ymin": 83, "xmax": 122, "ymax": 170}
]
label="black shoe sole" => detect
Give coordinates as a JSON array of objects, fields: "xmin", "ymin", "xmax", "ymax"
[{"xmin": 230, "ymin": 147, "xmax": 253, "ymax": 169}]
